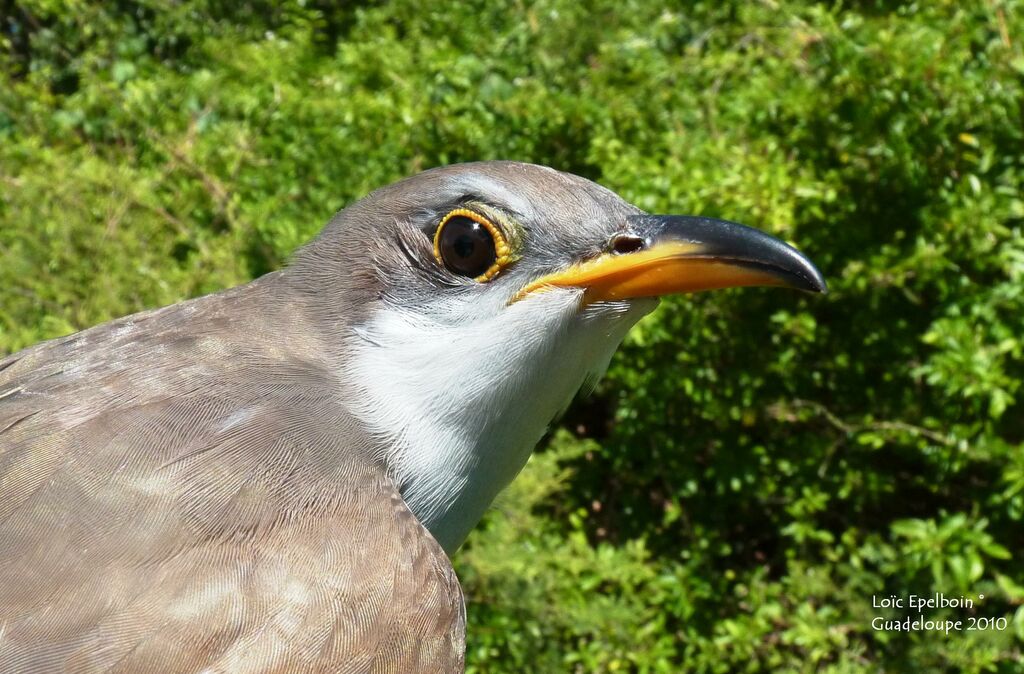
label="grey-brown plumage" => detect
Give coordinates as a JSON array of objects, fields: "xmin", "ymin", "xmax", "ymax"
[
  {"xmin": 0, "ymin": 161, "xmax": 824, "ymax": 672},
  {"xmin": 0, "ymin": 275, "xmax": 464, "ymax": 672}
]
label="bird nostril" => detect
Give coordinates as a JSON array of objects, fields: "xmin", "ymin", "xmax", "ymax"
[{"xmin": 610, "ymin": 234, "xmax": 645, "ymax": 255}]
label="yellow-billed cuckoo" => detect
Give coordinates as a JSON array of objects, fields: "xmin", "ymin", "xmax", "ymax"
[{"xmin": 0, "ymin": 162, "xmax": 824, "ymax": 672}]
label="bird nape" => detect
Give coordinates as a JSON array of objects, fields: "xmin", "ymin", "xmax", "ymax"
[{"xmin": 0, "ymin": 161, "xmax": 824, "ymax": 673}]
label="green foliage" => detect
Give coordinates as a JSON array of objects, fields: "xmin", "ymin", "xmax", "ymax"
[{"xmin": 2, "ymin": 0, "xmax": 1023, "ymax": 670}]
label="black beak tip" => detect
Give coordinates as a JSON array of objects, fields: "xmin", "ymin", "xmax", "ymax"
[
  {"xmin": 745, "ymin": 249, "xmax": 827, "ymax": 294},
  {"xmin": 792, "ymin": 258, "xmax": 828, "ymax": 294},
  {"xmin": 632, "ymin": 214, "xmax": 828, "ymax": 295},
  {"xmin": 726, "ymin": 220, "xmax": 828, "ymax": 295},
  {"xmin": 811, "ymin": 271, "xmax": 828, "ymax": 294}
]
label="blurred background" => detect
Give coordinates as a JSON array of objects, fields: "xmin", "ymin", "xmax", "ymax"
[{"xmin": 1, "ymin": 1, "xmax": 1022, "ymax": 671}]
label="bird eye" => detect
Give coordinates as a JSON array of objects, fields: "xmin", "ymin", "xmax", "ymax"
[{"xmin": 433, "ymin": 209, "xmax": 510, "ymax": 281}]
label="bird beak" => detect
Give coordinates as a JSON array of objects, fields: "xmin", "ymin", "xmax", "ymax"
[{"xmin": 513, "ymin": 215, "xmax": 827, "ymax": 303}]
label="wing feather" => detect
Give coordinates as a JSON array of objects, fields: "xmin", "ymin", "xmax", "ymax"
[{"xmin": 0, "ymin": 278, "xmax": 465, "ymax": 673}]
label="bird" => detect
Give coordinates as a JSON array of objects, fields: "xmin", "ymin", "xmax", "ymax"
[{"xmin": 0, "ymin": 161, "xmax": 825, "ymax": 673}]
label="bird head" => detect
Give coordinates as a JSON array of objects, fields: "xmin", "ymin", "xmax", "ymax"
[{"xmin": 289, "ymin": 161, "xmax": 825, "ymax": 552}]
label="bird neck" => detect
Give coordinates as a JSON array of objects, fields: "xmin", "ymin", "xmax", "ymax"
[{"xmin": 341, "ymin": 292, "xmax": 654, "ymax": 553}]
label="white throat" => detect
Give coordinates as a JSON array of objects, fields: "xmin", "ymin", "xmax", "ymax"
[{"xmin": 345, "ymin": 289, "xmax": 654, "ymax": 553}]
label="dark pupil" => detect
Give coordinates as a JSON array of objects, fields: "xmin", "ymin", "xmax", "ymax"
[{"xmin": 440, "ymin": 216, "xmax": 497, "ymax": 278}]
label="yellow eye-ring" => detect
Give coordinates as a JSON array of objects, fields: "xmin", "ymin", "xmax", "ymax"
[{"xmin": 432, "ymin": 208, "xmax": 511, "ymax": 282}]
